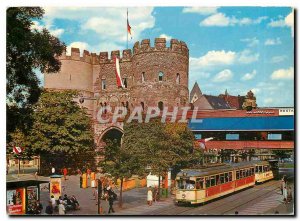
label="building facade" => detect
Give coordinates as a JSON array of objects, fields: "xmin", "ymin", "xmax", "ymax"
[{"xmin": 44, "ymin": 38, "xmax": 190, "ymax": 151}]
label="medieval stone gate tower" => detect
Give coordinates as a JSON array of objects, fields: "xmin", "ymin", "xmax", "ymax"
[{"xmin": 44, "ymin": 37, "xmax": 189, "ymax": 155}]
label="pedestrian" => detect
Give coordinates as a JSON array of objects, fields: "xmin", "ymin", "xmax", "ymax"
[
  {"xmin": 108, "ymin": 194, "xmax": 115, "ymax": 213},
  {"xmin": 147, "ymin": 187, "xmax": 153, "ymax": 206},
  {"xmin": 287, "ymin": 186, "xmax": 293, "ymax": 203},
  {"xmin": 283, "ymin": 184, "xmax": 288, "ymax": 203},
  {"xmin": 50, "ymin": 195, "xmax": 56, "ymax": 209},
  {"xmin": 58, "ymin": 201, "xmax": 66, "ymax": 215},
  {"xmin": 35, "ymin": 200, "xmax": 43, "ymax": 214},
  {"xmin": 280, "ymin": 177, "xmax": 285, "ymax": 195},
  {"xmin": 153, "ymin": 186, "xmax": 158, "ymax": 202},
  {"xmin": 45, "ymin": 201, "xmax": 53, "ymax": 215},
  {"xmin": 87, "ymin": 168, "xmax": 91, "ymax": 179},
  {"xmin": 63, "ymin": 167, "xmax": 68, "ymax": 180},
  {"xmin": 80, "ymin": 174, "xmax": 83, "ymax": 188},
  {"xmin": 77, "ymin": 168, "xmax": 82, "ymax": 176}
]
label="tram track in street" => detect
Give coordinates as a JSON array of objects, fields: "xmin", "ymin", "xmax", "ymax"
[{"xmin": 147, "ymin": 180, "xmax": 280, "ymax": 215}]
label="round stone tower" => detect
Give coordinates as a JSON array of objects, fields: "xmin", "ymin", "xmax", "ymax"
[{"xmin": 130, "ymin": 38, "xmax": 189, "ymax": 110}]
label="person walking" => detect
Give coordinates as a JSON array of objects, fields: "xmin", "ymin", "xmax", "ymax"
[
  {"xmin": 58, "ymin": 201, "xmax": 66, "ymax": 215},
  {"xmin": 287, "ymin": 186, "xmax": 293, "ymax": 203},
  {"xmin": 147, "ymin": 188, "xmax": 153, "ymax": 206},
  {"xmin": 153, "ymin": 186, "xmax": 158, "ymax": 202},
  {"xmin": 283, "ymin": 184, "xmax": 288, "ymax": 203},
  {"xmin": 108, "ymin": 194, "xmax": 115, "ymax": 214},
  {"xmin": 45, "ymin": 201, "xmax": 53, "ymax": 215},
  {"xmin": 280, "ymin": 177, "xmax": 285, "ymax": 195},
  {"xmin": 35, "ymin": 200, "xmax": 43, "ymax": 214},
  {"xmin": 50, "ymin": 195, "xmax": 56, "ymax": 209},
  {"xmin": 63, "ymin": 167, "xmax": 68, "ymax": 181}
]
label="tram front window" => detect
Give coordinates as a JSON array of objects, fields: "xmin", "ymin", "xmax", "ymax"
[{"xmin": 177, "ymin": 178, "xmax": 195, "ymax": 189}]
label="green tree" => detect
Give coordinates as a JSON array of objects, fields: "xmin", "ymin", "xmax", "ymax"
[
  {"xmin": 99, "ymin": 139, "xmax": 142, "ymax": 208},
  {"xmin": 123, "ymin": 119, "xmax": 201, "ymax": 197},
  {"xmin": 27, "ymin": 90, "xmax": 94, "ymax": 174},
  {"xmin": 7, "ymin": 7, "xmax": 65, "ymax": 137}
]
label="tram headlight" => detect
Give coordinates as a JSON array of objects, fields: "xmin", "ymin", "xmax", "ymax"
[{"xmin": 182, "ymin": 193, "xmax": 186, "ymax": 199}]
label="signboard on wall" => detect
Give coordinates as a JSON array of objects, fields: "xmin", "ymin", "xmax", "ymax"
[
  {"xmin": 7, "ymin": 188, "xmax": 25, "ymax": 215},
  {"xmin": 279, "ymin": 108, "xmax": 294, "ymax": 116}
]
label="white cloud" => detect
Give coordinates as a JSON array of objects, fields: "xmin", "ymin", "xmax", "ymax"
[
  {"xmin": 241, "ymin": 70, "xmax": 257, "ymax": 81},
  {"xmin": 159, "ymin": 34, "xmax": 172, "ymax": 41},
  {"xmin": 66, "ymin": 42, "xmax": 89, "ymax": 56},
  {"xmin": 250, "ymin": 88, "xmax": 260, "ymax": 94},
  {"xmin": 268, "ymin": 10, "xmax": 294, "ymax": 37},
  {"xmin": 213, "ymin": 69, "xmax": 233, "ymax": 82},
  {"xmin": 44, "ymin": 7, "xmax": 154, "ymax": 43},
  {"xmin": 200, "ymin": 13, "xmax": 267, "ymax": 27},
  {"xmin": 264, "ymin": 98, "xmax": 273, "ymax": 104},
  {"xmin": 238, "ymin": 50, "xmax": 259, "ymax": 64},
  {"xmin": 271, "ymin": 67, "xmax": 294, "ymax": 80},
  {"xmin": 200, "ymin": 13, "xmax": 230, "ymax": 27},
  {"xmin": 182, "ymin": 7, "xmax": 219, "ymax": 15},
  {"xmin": 240, "ymin": 37, "xmax": 259, "ymax": 47},
  {"xmin": 30, "ymin": 20, "xmax": 64, "ymax": 37},
  {"xmin": 31, "ymin": 21, "xmax": 44, "ymax": 32},
  {"xmin": 264, "ymin": 37, "xmax": 282, "ymax": 45},
  {"xmin": 190, "ymin": 49, "xmax": 259, "ymax": 71},
  {"xmin": 270, "ymin": 55, "xmax": 287, "ymax": 63},
  {"xmin": 190, "ymin": 50, "xmax": 236, "ymax": 69}
]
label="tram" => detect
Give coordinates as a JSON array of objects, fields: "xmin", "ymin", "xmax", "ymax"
[
  {"xmin": 175, "ymin": 161, "xmax": 272, "ymax": 205},
  {"xmin": 254, "ymin": 161, "xmax": 274, "ymax": 183}
]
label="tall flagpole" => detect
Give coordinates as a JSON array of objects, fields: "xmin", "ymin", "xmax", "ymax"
[{"xmin": 126, "ymin": 8, "xmax": 128, "ymax": 49}]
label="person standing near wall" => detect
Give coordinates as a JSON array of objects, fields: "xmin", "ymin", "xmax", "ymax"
[{"xmin": 147, "ymin": 188, "xmax": 153, "ymax": 206}]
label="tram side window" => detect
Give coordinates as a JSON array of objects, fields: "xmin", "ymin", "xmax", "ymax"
[
  {"xmin": 240, "ymin": 170, "xmax": 244, "ymax": 178},
  {"xmin": 255, "ymin": 166, "xmax": 259, "ymax": 173},
  {"xmin": 225, "ymin": 173, "xmax": 229, "ymax": 183},
  {"xmin": 236, "ymin": 171, "xmax": 240, "ymax": 180},
  {"xmin": 245, "ymin": 169, "xmax": 249, "ymax": 177},
  {"xmin": 205, "ymin": 177, "xmax": 211, "ymax": 188},
  {"xmin": 264, "ymin": 166, "xmax": 269, "ymax": 172},
  {"xmin": 242, "ymin": 170, "xmax": 246, "ymax": 177},
  {"xmin": 196, "ymin": 178, "xmax": 204, "ymax": 190},
  {"xmin": 259, "ymin": 166, "xmax": 263, "ymax": 173},
  {"xmin": 251, "ymin": 168, "xmax": 255, "ymax": 175},
  {"xmin": 216, "ymin": 175, "xmax": 220, "ymax": 185},
  {"xmin": 220, "ymin": 174, "xmax": 225, "ymax": 184},
  {"xmin": 229, "ymin": 172, "xmax": 233, "ymax": 181},
  {"xmin": 210, "ymin": 176, "xmax": 216, "ymax": 186}
]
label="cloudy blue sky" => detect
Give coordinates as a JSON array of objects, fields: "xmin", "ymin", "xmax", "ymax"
[{"xmin": 33, "ymin": 7, "xmax": 294, "ymax": 107}]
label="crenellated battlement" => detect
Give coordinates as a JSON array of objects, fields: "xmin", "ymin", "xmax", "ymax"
[
  {"xmin": 58, "ymin": 38, "xmax": 188, "ymax": 64},
  {"xmin": 132, "ymin": 38, "xmax": 189, "ymax": 56}
]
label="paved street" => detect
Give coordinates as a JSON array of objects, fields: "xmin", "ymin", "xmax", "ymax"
[{"xmin": 35, "ymin": 174, "xmax": 294, "ymax": 215}]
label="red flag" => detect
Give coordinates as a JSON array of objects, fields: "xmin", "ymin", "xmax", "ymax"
[
  {"xmin": 197, "ymin": 137, "xmax": 214, "ymax": 150},
  {"xmin": 13, "ymin": 146, "xmax": 22, "ymax": 154},
  {"xmin": 114, "ymin": 57, "xmax": 124, "ymax": 88},
  {"xmin": 127, "ymin": 19, "xmax": 131, "ymax": 36}
]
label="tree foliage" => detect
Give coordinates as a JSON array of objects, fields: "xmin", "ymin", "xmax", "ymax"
[
  {"xmin": 123, "ymin": 119, "xmax": 202, "ymax": 176},
  {"xmin": 7, "ymin": 7, "xmax": 66, "ymax": 136},
  {"xmin": 8, "ymin": 90, "xmax": 95, "ymax": 173}
]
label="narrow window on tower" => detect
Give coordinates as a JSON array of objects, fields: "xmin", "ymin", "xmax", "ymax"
[
  {"xmin": 176, "ymin": 73, "xmax": 180, "ymax": 84},
  {"xmin": 123, "ymin": 78, "xmax": 128, "ymax": 88},
  {"xmin": 142, "ymin": 72, "xmax": 145, "ymax": 82},
  {"xmin": 159, "ymin": 72, "xmax": 164, "ymax": 82},
  {"xmin": 101, "ymin": 79, "xmax": 106, "ymax": 90},
  {"xmin": 158, "ymin": 101, "xmax": 164, "ymax": 111},
  {"xmin": 141, "ymin": 102, "xmax": 145, "ymax": 111}
]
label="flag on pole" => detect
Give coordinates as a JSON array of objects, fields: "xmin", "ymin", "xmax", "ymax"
[
  {"xmin": 127, "ymin": 10, "xmax": 132, "ymax": 39},
  {"xmin": 197, "ymin": 137, "xmax": 214, "ymax": 150},
  {"xmin": 114, "ymin": 57, "xmax": 124, "ymax": 88},
  {"xmin": 13, "ymin": 146, "xmax": 22, "ymax": 154}
]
